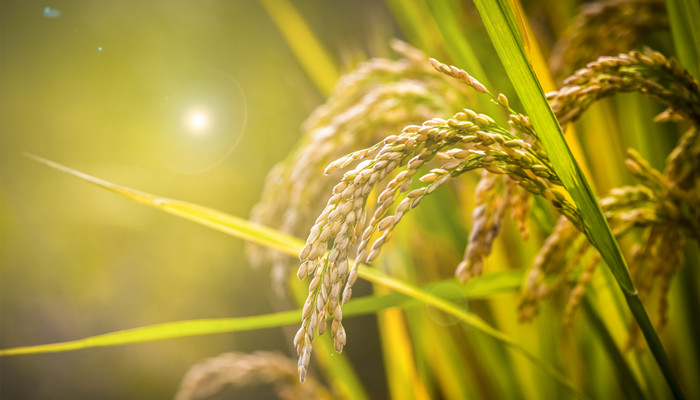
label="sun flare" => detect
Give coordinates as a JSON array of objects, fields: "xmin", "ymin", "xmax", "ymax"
[{"xmin": 185, "ymin": 109, "xmax": 210, "ymax": 134}]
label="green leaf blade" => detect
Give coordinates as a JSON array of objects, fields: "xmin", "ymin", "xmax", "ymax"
[
  {"xmin": 0, "ymin": 270, "xmax": 523, "ymax": 357},
  {"xmin": 0, "ymin": 312, "xmax": 297, "ymax": 356}
]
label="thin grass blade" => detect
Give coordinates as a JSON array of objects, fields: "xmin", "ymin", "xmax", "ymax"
[
  {"xmin": 666, "ymin": 0, "xmax": 700, "ymax": 78},
  {"xmin": 25, "ymin": 153, "xmax": 304, "ymax": 256},
  {"xmin": 385, "ymin": 0, "xmax": 439, "ymax": 55},
  {"xmin": 259, "ymin": 0, "xmax": 339, "ymax": 95}
]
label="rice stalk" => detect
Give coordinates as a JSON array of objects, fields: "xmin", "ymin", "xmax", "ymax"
[
  {"xmin": 293, "ymin": 55, "xmax": 585, "ymax": 381},
  {"xmin": 286, "ymin": 4, "xmax": 698, "ymax": 395}
]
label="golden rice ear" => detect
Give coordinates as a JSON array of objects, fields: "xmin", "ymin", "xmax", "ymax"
[
  {"xmin": 665, "ymin": 127, "xmax": 700, "ymax": 190},
  {"xmin": 550, "ymin": 48, "xmax": 700, "ymax": 127},
  {"xmin": 519, "ymin": 216, "xmax": 581, "ymax": 323},
  {"xmin": 456, "ymin": 171, "xmax": 506, "ymax": 282},
  {"xmin": 294, "ymin": 91, "xmax": 588, "ymax": 375},
  {"xmin": 550, "ymin": 0, "xmax": 668, "ymax": 81},
  {"xmin": 430, "ymin": 57, "xmax": 489, "ymax": 94},
  {"xmin": 247, "ymin": 42, "xmax": 471, "ymax": 294},
  {"xmin": 508, "ymin": 177, "xmax": 532, "ymax": 240},
  {"xmin": 564, "ymin": 252, "xmax": 601, "ymax": 326},
  {"xmin": 175, "ymin": 351, "xmax": 332, "ymax": 400}
]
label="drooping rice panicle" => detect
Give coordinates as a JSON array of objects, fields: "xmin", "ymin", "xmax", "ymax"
[
  {"xmin": 519, "ymin": 217, "xmax": 584, "ymax": 322},
  {"xmin": 564, "ymin": 252, "xmax": 601, "ymax": 326},
  {"xmin": 295, "ymin": 100, "xmax": 584, "ymax": 378},
  {"xmin": 509, "ymin": 177, "xmax": 532, "ymax": 240},
  {"xmin": 249, "ymin": 41, "xmax": 473, "ymax": 291},
  {"xmin": 523, "ymin": 133, "xmax": 699, "ymax": 325},
  {"xmin": 550, "ymin": 0, "xmax": 668, "ymax": 81},
  {"xmin": 455, "ymin": 171, "xmax": 509, "ymax": 281},
  {"xmin": 548, "ymin": 48, "xmax": 700, "ymax": 126}
]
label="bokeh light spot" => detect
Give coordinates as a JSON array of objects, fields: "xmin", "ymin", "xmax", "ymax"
[{"xmin": 43, "ymin": 6, "xmax": 61, "ymax": 18}]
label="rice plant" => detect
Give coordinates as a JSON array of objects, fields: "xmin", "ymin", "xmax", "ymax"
[{"xmin": 2, "ymin": 0, "xmax": 698, "ymax": 399}]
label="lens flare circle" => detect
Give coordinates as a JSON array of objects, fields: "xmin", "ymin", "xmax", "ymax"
[
  {"xmin": 425, "ymin": 282, "xmax": 468, "ymax": 326},
  {"xmin": 158, "ymin": 70, "xmax": 248, "ymax": 173}
]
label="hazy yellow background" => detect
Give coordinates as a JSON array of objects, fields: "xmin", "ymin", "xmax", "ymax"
[{"xmin": 0, "ymin": 1, "xmax": 394, "ymax": 397}]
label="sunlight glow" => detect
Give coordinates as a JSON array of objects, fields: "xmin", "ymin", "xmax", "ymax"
[{"xmin": 186, "ymin": 109, "xmax": 210, "ymax": 134}]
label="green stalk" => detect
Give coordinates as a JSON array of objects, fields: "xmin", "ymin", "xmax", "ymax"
[
  {"xmin": 426, "ymin": 0, "xmax": 491, "ymax": 85},
  {"xmin": 676, "ymin": 241, "xmax": 700, "ymax": 397},
  {"xmin": 666, "ymin": 0, "xmax": 700, "ymax": 78},
  {"xmin": 469, "ymin": 1, "xmax": 684, "ymax": 398},
  {"xmin": 259, "ymin": 0, "xmax": 339, "ymax": 95},
  {"xmin": 582, "ymin": 296, "xmax": 646, "ymax": 400},
  {"xmin": 424, "ymin": 0, "xmax": 504, "ymax": 119},
  {"xmin": 385, "ymin": 0, "xmax": 439, "ymax": 55}
]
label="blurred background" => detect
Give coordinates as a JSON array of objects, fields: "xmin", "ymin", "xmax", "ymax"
[
  {"xmin": 2, "ymin": 0, "xmax": 698, "ymax": 399},
  {"xmin": 0, "ymin": 1, "xmax": 396, "ymax": 398}
]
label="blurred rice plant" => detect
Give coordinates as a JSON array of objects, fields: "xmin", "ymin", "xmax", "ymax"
[{"xmin": 3, "ymin": 0, "xmax": 699, "ymax": 399}]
